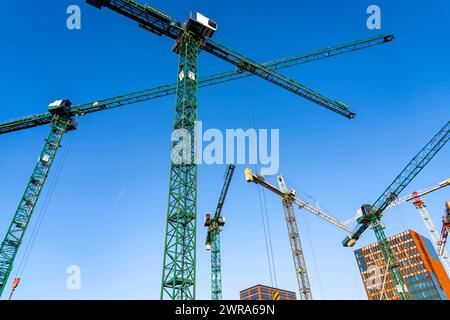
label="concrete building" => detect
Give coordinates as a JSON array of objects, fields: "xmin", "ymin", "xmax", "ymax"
[
  {"xmin": 239, "ymin": 285, "xmax": 296, "ymax": 300},
  {"xmin": 354, "ymin": 230, "xmax": 449, "ymax": 300}
]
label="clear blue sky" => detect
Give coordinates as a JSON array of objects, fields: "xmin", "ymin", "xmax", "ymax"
[{"xmin": 0, "ymin": 0, "xmax": 449, "ymax": 300}]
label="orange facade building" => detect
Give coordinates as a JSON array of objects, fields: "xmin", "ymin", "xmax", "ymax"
[
  {"xmin": 239, "ymin": 285, "xmax": 296, "ymax": 300},
  {"xmin": 354, "ymin": 230, "xmax": 449, "ymax": 300}
]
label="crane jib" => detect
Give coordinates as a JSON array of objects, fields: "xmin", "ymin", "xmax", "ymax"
[
  {"xmin": 343, "ymin": 121, "xmax": 450, "ymax": 247},
  {"xmin": 0, "ymin": 33, "xmax": 393, "ymax": 135}
]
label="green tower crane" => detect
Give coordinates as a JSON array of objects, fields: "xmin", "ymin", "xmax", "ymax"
[
  {"xmin": 0, "ymin": 101, "xmax": 77, "ymax": 296},
  {"xmin": 86, "ymin": 0, "xmax": 365, "ymax": 300},
  {"xmin": 342, "ymin": 121, "xmax": 450, "ymax": 300},
  {"xmin": 204, "ymin": 164, "xmax": 235, "ymax": 300},
  {"xmin": 0, "ymin": 33, "xmax": 393, "ymax": 298}
]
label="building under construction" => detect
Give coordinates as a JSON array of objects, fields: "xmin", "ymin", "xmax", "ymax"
[
  {"xmin": 355, "ymin": 230, "xmax": 450, "ymax": 300},
  {"xmin": 240, "ymin": 285, "xmax": 296, "ymax": 300}
]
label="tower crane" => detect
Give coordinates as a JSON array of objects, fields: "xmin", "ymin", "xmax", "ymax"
[
  {"xmin": 244, "ymin": 168, "xmax": 352, "ymax": 300},
  {"xmin": 386, "ymin": 179, "xmax": 450, "ymax": 275},
  {"xmin": 342, "ymin": 121, "xmax": 450, "ymax": 300},
  {"xmin": 85, "ymin": 0, "xmax": 382, "ymax": 300},
  {"xmin": 204, "ymin": 164, "xmax": 235, "ymax": 300},
  {"xmin": 0, "ymin": 33, "xmax": 393, "ymax": 298},
  {"xmin": 440, "ymin": 201, "xmax": 450, "ymax": 256}
]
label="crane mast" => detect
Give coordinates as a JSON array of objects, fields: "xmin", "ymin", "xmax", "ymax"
[
  {"xmin": 0, "ymin": 33, "xmax": 393, "ymax": 298},
  {"xmin": 204, "ymin": 164, "xmax": 235, "ymax": 300},
  {"xmin": 276, "ymin": 175, "xmax": 312, "ymax": 300},
  {"xmin": 342, "ymin": 121, "xmax": 450, "ymax": 300},
  {"xmin": 440, "ymin": 201, "xmax": 450, "ymax": 256},
  {"xmin": 161, "ymin": 28, "xmax": 200, "ymax": 301}
]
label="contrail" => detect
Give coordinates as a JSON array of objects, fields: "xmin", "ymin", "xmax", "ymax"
[{"xmin": 113, "ymin": 187, "xmax": 127, "ymax": 208}]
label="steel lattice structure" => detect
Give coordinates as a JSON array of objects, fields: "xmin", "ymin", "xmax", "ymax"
[
  {"xmin": 0, "ymin": 115, "xmax": 76, "ymax": 296},
  {"xmin": 280, "ymin": 196, "xmax": 312, "ymax": 300},
  {"xmin": 161, "ymin": 32, "xmax": 200, "ymax": 300}
]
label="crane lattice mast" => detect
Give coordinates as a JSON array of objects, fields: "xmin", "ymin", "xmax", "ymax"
[
  {"xmin": 276, "ymin": 175, "xmax": 312, "ymax": 300},
  {"xmin": 440, "ymin": 202, "xmax": 450, "ymax": 257}
]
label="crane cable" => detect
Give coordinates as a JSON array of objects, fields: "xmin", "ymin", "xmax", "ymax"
[
  {"xmin": 9, "ymin": 133, "xmax": 74, "ymax": 299},
  {"xmin": 285, "ymin": 176, "xmax": 357, "ymax": 228},
  {"xmin": 392, "ymin": 204, "xmax": 410, "ymax": 231},
  {"xmin": 256, "ymin": 184, "xmax": 277, "ymax": 287},
  {"xmin": 245, "ymin": 79, "xmax": 278, "ymax": 288}
]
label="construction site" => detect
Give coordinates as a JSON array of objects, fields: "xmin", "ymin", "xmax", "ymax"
[{"xmin": 0, "ymin": 0, "xmax": 449, "ymax": 302}]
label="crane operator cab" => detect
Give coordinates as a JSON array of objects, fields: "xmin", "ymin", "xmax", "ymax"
[
  {"xmin": 355, "ymin": 204, "xmax": 374, "ymax": 225},
  {"xmin": 48, "ymin": 99, "xmax": 72, "ymax": 116},
  {"xmin": 186, "ymin": 12, "xmax": 218, "ymax": 38}
]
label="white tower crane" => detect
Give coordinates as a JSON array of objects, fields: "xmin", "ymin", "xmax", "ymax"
[{"xmin": 244, "ymin": 168, "xmax": 351, "ymax": 300}]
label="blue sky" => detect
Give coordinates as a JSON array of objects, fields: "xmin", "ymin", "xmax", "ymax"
[{"xmin": 0, "ymin": 0, "xmax": 449, "ymax": 300}]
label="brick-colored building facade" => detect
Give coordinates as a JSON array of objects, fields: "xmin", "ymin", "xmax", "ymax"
[
  {"xmin": 354, "ymin": 230, "xmax": 449, "ymax": 300},
  {"xmin": 239, "ymin": 285, "xmax": 296, "ymax": 300}
]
